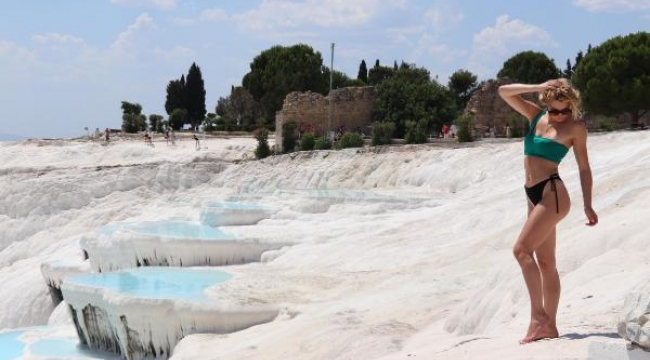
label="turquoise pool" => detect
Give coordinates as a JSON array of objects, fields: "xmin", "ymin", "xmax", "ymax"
[
  {"xmin": 65, "ymin": 267, "xmax": 232, "ymax": 301},
  {"xmin": 101, "ymin": 221, "xmax": 234, "ymax": 240},
  {"xmin": 128, "ymin": 221, "xmax": 234, "ymax": 240},
  {"xmin": 203, "ymin": 201, "xmax": 276, "ymax": 210},
  {"xmin": 0, "ymin": 330, "xmax": 24, "ymax": 360},
  {"xmin": 0, "ymin": 327, "xmax": 120, "ymax": 360}
]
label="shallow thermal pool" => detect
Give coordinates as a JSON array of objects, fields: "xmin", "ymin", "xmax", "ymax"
[
  {"xmin": 199, "ymin": 201, "xmax": 280, "ymax": 227},
  {"xmin": 100, "ymin": 220, "xmax": 235, "ymax": 240},
  {"xmin": 65, "ymin": 267, "xmax": 232, "ymax": 301},
  {"xmin": 0, "ymin": 330, "xmax": 23, "ymax": 360},
  {"xmin": 202, "ymin": 201, "xmax": 277, "ymax": 210},
  {"xmin": 0, "ymin": 327, "xmax": 120, "ymax": 360}
]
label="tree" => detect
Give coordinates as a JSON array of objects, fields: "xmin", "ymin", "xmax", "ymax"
[
  {"xmin": 573, "ymin": 51, "xmax": 584, "ymax": 74},
  {"xmin": 573, "ymin": 32, "xmax": 650, "ymax": 125},
  {"xmin": 185, "ymin": 62, "xmax": 206, "ymax": 130},
  {"xmin": 357, "ymin": 60, "xmax": 368, "ymax": 83},
  {"xmin": 447, "ymin": 69, "xmax": 478, "ymax": 112},
  {"xmin": 497, "ymin": 51, "xmax": 560, "ymax": 84},
  {"xmin": 455, "ymin": 114, "xmax": 475, "ymax": 143},
  {"xmin": 242, "ymin": 44, "xmax": 328, "ymax": 125},
  {"xmin": 215, "ymin": 86, "xmax": 262, "ymax": 131},
  {"xmin": 374, "ymin": 65, "xmax": 456, "ymax": 138},
  {"xmin": 563, "ymin": 59, "xmax": 573, "ymax": 78},
  {"xmin": 323, "ymin": 68, "xmax": 365, "ymax": 89},
  {"xmin": 368, "ymin": 62, "xmax": 395, "ymax": 86},
  {"xmin": 165, "ymin": 76, "xmax": 185, "ymax": 115},
  {"xmin": 203, "ymin": 113, "xmax": 218, "ymax": 132},
  {"xmin": 121, "ymin": 101, "xmax": 142, "ymax": 116},
  {"xmin": 168, "ymin": 108, "xmax": 187, "ymax": 130},
  {"xmin": 254, "ymin": 127, "xmax": 271, "ymax": 159},
  {"xmin": 148, "ymin": 114, "xmax": 164, "ymax": 132},
  {"xmin": 120, "ymin": 101, "xmax": 146, "ymax": 133}
]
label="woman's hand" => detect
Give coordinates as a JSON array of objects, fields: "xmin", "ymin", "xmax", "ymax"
[
  {"xmin": 585, "ymin": 206, "xmax": 598, "ymax": 226},
  {"xmin": 541, "ymin": 79, "xmax": 563, "ymax": 90}
]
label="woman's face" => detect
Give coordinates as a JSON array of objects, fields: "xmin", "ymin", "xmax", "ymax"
[{"xmin": 547, "ymin": 100, "xmax": 572, "ymax": 122}]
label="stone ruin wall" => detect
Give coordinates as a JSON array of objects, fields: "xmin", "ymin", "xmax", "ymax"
[
  {"xmin": 275, "ymin": 86, "xmax": 375, "ymax": 151},
  {"xmin": 463, "ymin": 77, "xmax": 526, "ymax": 137}
]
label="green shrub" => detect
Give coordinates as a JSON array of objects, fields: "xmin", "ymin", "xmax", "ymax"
[
  {"xmin": 337, "ymin": 132, "xmax": 365, "ymax": 149},
  {"xmin": 404, "ymin": 120, "xmax": 428, "ymax": 144},
  {"xmin": 281, "ymin": 121, "xmax": 298, "ymax": 153},
  {"xmin": 314, "ymin": 136, "xmax": 331, "ymax": 150},
  {"xmin": 300, "ymin": 132, "xmax": 316, "ymax": 151},
  {"xmin": 254, "ymin": 127, "xmax": 271, "ymax": 159},
  {"xmin": 455, "ymin": 114, "xmax": 474, "ymax": 143},
  {"xmin": 597, "ymin": 116, "xmax": 619, "ymax": 132},
  {"xmin": 371, "ymin": 121, "xmax": 395, "ymax": 146}
]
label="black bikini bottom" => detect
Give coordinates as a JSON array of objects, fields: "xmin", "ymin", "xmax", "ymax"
[{"xmin": 525, "ymin": 174, "xmax": 562, "ymax": 213}]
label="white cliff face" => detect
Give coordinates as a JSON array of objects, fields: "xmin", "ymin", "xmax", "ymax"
[{"xmin": 61, "ymin": 267, "xmax": 279, "ymax": 360}]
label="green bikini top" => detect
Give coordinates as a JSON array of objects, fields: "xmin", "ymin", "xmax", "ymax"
[{"xmin": 524, "ymin": 110, "xmax": 569, "ymax": 164}]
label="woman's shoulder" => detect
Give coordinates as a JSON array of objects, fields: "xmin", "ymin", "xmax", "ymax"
[
  {"xmin": 566, "ymin": 120, "xmax": 588, "ymax": 142},
  {"xmin": 569, "ymin": 120, "xmax": 587, "ymax": 132}
]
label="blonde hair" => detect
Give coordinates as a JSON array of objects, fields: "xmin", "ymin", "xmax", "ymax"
[{"xmin": 539, "ymin": 78, "xmax": 582, "ymax": 118}]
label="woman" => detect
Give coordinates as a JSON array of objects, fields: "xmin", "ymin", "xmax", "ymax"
[{"xmin": 498, "ymin": 79, "xmax": 598, "ymax": 344}]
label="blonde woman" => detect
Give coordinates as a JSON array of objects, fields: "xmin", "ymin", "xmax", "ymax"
[{"xmin": 498, "ymin": 79, "xmax": 598, "ymax": 343}]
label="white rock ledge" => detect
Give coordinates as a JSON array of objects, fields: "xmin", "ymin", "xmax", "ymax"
[
  {"xmin": 588, "ymin": 339, "xmax": 650, "ymax": 360},
  {"xmin": 61, "ymin": 268, "xmax": 278, "ymax": 360},
  {"xmin": 199, "ymin": 201, "xmax": 280, "ymax": 226},
  {"xmin": 618, "ymin": 289, "xmax": 650, "ymax": 350},
  {"xmin": 40, "ymin": 259, "xmax": 92, "ymax": 305},
  {"xmin": 80, "ymin": 221, "xmax": 291, "ymax": 272}
]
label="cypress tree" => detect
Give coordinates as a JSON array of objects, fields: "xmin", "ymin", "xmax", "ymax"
[
  {"xmin": 357, "ymin": 60, "xmax": 368, "ymax": 83},
  {"xmin": 165, "ymin": 76, "xmax": 185, "ymax": 115},
  {"xmin": 185, "ymin": 62, "xmax": 206, "ymax": 130},
  {"xmin": 563, "ymin": 59, "xmax": 573, "ymax": 78}
]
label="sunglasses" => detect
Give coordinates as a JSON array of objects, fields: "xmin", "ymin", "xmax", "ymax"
[{"xmin": 548, "ymin": 107, "xmax": 572, "ymax": 116}]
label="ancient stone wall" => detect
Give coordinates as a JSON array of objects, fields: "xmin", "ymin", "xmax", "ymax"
[
  {"xmin": 464, "ymin": 77, "xmax": 527, "ymax": 137},
  {"xmin": 275, "ymin": 86, "xmax": 376, "ymax": 151}
]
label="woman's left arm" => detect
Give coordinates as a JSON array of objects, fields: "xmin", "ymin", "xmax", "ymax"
[{"xmin": 572, "ymin": 123, "xmax": 598, "ymax": 226}]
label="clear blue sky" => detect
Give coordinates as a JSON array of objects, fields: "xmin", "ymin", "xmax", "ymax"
[{"xmin": 1, "ymin": 0, "xmax": 648, "ymax": 138}]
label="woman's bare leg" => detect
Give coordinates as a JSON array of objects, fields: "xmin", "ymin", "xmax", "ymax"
[
  {"xmin": 535, "ymin": 230, "xmax": 560, "ymax": 339},
  {"xmin": 515, "ymin": 184, "xmax": 569, "ymax": 343}
]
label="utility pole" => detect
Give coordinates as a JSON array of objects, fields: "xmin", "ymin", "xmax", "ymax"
[{"xmin": 328, "ymin": 42, "xmax": 335, "ymax": 141}]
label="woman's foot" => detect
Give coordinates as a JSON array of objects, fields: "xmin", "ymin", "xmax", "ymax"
[{"xmin": 520, "ymin": 316, "xmax": 559, "ymax": 344}]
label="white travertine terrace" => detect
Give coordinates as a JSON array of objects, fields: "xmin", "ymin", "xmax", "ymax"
[
  {"xmin": 40, "ymin": 259, "xmax": 91, "ymax": 305},
  {"xmin": 61, "ymin": 268, "xmax": 279, "ymax": 360},
  {"xmin": 79, "ymin": 221, "xmax": 291, "ymax": 272},
  {"xmin": 199, "ymin": 201, "xmax": 280, "ymax": 226}
]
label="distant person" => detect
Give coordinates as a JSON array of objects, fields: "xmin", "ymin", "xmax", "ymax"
[
  {"xmin": 94, "ymin": 128, "xmax": 100, "ymax": 139},
  {"xmin": 442, "ymin": 124, "xmax": 450, "ymax": 139},
  {"xmin": 170, "ymin": 129, "xmax": 177, "ymax": 146},
  {"xmin": 104, "ymin": 128, "xmax": 110, "ymax": 143},
  {"xmin": 499, "ymin": 78, "xmax": 598, "ymax": 344},
  {"xmin": 193, "ymin": 134, "xmax": 200, "ymax": 150},
  {"xmin": 505, "ymin": 125, "xmax": 512, "ymax": 138},
  {"xmin": 450, "ymin": 124, "xmax": 457, "ymax": 138},
  {"xmin": 144, "ymin": 133, "xmax": 154, "ymax": 147},
  {"xmin": 164, "ymin": 129, "xmax": 170, "ymax": 146}
]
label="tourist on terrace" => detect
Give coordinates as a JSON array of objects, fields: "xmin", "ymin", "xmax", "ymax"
[{"xmin": 498, "ymin": 78, "xmax": 598, "ymax": 344}]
